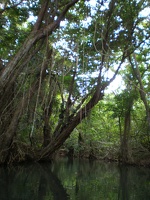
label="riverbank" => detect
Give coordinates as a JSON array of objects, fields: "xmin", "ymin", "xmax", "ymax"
[
  {"xmin": 57, "ymin": 147, "xmax": 150, "ymax": 167},
  {"xmin": 0, "ymin": 140, "xmax": 149, "ymax": 167}
]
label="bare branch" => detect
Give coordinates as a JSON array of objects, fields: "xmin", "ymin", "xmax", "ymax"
[{"xmin": 33, "ymin": 0, "xmax": 50, "ymax": 31}]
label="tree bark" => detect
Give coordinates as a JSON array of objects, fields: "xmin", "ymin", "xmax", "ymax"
[
  {"xmin": 121, "ymin": 109, "xmax": 131, "ymax": 163},
  {"xmin": 121, "ymin": 100, "xmax": 133, "ymax": 163},
  {"xmin": 39, "ymin": 84, "xmax": 105, "ymax": 160},
  {"xmin": 0, "ymin": 0, "xmax": 79, "ymax": 86},
  {"xmin": 0, "ymin": 1, "xmax": 79, "ymax": 164},
  {"xmin": 130, "ymin": 53, "xmax": 150, "ymax": 132},
  {"xmin": 0, "ymin": 48, "xmax": 52, "ymax": 163}
]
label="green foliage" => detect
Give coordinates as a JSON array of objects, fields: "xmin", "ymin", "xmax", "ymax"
[
  {"xmin": 0, "ymin": 0, "xmax": 150, "ymax": 163},
  {"xmin": 0, "ymin": 2, "xmax": 33, "ymax": 61}
]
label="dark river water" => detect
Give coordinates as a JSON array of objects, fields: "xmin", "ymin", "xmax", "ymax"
[{"xmin": 0, "ymin": 158, "xmax": 150, "ymax": 200}]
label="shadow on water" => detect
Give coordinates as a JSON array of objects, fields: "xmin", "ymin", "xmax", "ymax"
[
  {"xmin": 0, "ymin": 162, "xmax": 69, "ymax": 200},
  {"xmin": 0, "ymin": 158, "xmax": 150, "ymax": 200},
  {"xmin": 118, "ymin": 164, "xmax": 150, "ymax": 200}
]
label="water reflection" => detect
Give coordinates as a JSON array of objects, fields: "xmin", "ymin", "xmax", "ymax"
[{"xmin": 0, "ymin": 159, "xmax": 150, "ymax": 200}]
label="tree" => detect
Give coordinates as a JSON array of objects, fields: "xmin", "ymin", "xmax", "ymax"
[
  {"xmin": 0, "ymin": 0, "xmax": 149, "ymax": 164},
  {"xmin": 129, "ymin": 53, "xmax": 150, "ymax": 136}
]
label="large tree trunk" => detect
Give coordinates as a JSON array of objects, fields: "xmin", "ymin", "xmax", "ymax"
[
  {"xmin": 0, "ymin": 83, "xmax": 15, "ymax": 136},
  {"xmin": 38, "ymin": 84, "xmax": 105, "ymax": 161},
  {"xmin": 0, "ymin": 1, "xmax": 79, "ymax": 164},
  {"xmin": 0, "ymin": 80, "xmax": 40, "ymax": 163},
  {"xmin": 0, "ymin": 47, "xmax": 52, "ymax": 163},
  {"xmin": 0, "ymin": 0, "xmax": 79, "ymax": 86},
  {"xmin": 0, "ymin": 0, "xmax": 129, "ymax": 164}
]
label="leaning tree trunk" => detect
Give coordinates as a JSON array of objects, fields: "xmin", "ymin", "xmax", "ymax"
[
  {"xmin": 0, "ymin": 46, "xmax": 53, "ymax": 163},
  {"xmin": 130, "ymin": 53, "xmax": 150, "ymax": 132},
  {"xmin": 0, "ymin": 83, "xmax": 15, "ymax": 136},
  {"xmin": 0, "ymin": 76, "xmax": 44, "ymax": 163},
  {"xmin": 0, "ymin": 0, "xmax": 79, "ymax": 164},
  {"xmin": 38, "ymin": 81, "xmax": 105, "ymax": 161},
  {"xmin": 0, "ymin": 0, "xmax": 129, "ymax": 164}
]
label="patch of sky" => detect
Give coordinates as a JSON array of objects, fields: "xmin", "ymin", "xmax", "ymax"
[
  {"xmin": 139, "ymin": 7, "xmax": 150, "ymax": 18},
  {"xmin": 106, "ymin": 74, "xmax": 125, "ymax": 93},
  {"xmin": 2, "ymin": 16, "xmax": 10, "ymax": 30},
  {"xmin": 60, "ymin": 20, "xmax": 68, "ymax": 28},
  {"xmin": 28, "ymin": 12, "xmax": 37, "ymax": 23},
  {"xmin": 81, "ymin": 17, "xmax": 92, "ymax": 28},
  {"xmin": 86, "ymin": 0, "xmax": 110, "ymax": 13},
  {"xmin": 22, "ymin": 12, "xmax": 37, "ymax": 28}
]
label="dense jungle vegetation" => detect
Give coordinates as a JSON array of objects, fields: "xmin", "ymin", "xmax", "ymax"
[{"xmin": 0, "ymin": 0, "xmax": 150, "ymax": 165}]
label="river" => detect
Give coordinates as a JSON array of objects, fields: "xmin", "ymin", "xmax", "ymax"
[{"xmin": 0, "ymin": 158, "xmax": 150, "ymax": 200}]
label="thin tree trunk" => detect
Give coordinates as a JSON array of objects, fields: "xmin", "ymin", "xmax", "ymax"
[
  {"xmin": 121, "ymin": 99, "xmax": 133, "ymax": 163},
  {"xmin": 130, "ymin": 53, "xmax": 150, "ymax": 133},
  {"xmin": 121, "ymin": 109, "xmax": 131, "ymax": 163}
]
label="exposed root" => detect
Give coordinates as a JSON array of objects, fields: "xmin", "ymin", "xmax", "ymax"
[{"xmin": 6, "ymin": 140, "xmax": 35, "ymax": 164}]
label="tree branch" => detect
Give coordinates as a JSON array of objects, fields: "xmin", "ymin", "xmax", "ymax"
[
  {"xmin": 0, "ymin": 0, "xmax": 79, "ymax": 87},
  {"xmin": 33, "ymin": 0, "xmax": 50, "ymax": 31},
  {"xmin": 0, "ymin": 0, "xmax": 24, "ymax": 15}
]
